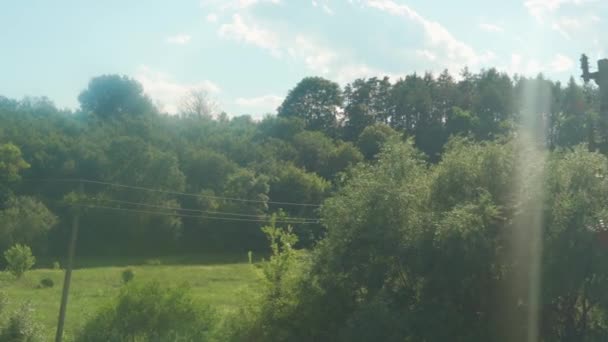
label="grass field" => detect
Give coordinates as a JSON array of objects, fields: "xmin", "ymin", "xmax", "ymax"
[{"xmin": 0, "ymin": 253, "xmax": 261, "ymax": 341}]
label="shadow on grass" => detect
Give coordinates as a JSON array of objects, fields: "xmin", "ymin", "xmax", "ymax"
[{"xmin": 36, "ymin": 252, "xmax": 270, "ymax": 269}]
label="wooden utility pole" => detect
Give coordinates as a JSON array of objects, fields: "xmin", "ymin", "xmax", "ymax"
[{"xmin": 55, "ymin": 180, "xmax": 83, "ymax": 342}]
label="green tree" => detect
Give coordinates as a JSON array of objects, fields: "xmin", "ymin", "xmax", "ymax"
[
  {"xmin": 181, "ymin": 148, "xmax": 238, "ymax": 193},
  {"xmin": 4, "ymin": 244, "xmax": 36, "ymax": 278},
  {"xmin": 445, "ymin": 106, "xmax": 479, "ymax": 138},
  {"xmin": 292, "ymin": 131, "xmax": 335, "ymax": 174},
  {"xmin": 78, "ymin": 74, "xmax": 155, "ymax": 118},
  {"xmin": 539, "ymin": 146, "xmax": 608, "ymax": 340},
  {"xmin": 278, "ymin": 77, "xmax": 342, "ymax": 134},
  {"xmin": 342, "ymin": 77, "xmax": 392, "ymax": 140},
  {"xmin": 555, "ymin": 77, "xmax": 592, "ymax": 148},
  {"xmin": 472, "ymin": 68, "xmax": 514, "ymax": 139},
  {"xmin": 221, "ymin": 216, "xmax": 309, "ymax": 342},
  {"xmin": 256, "ymin": 116, "xmax": 306, "ymax": 141},
  {"xmin": 324, "ymin": 141, "xmax": 363, "ymax": 179},
  {"xmin": 356, "ymin": 123, "xmax": 399, "ymax": 160},
  {"xmin": 0, "ymin": 196, "xmax": 57, "ymax": 253},
  {"xmin": 0, "ymin": 143, "xmax": 30, "ymax": 184}
]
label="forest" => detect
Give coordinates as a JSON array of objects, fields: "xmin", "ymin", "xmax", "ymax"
[{"xmin": 2, "ymin": 68, "xmax": 608, "ymax": 341}]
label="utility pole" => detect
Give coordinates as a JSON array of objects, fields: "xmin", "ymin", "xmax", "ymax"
[
  {"xmin": 581, "ymin": 54, "xmax": 608, "ymax": 153},
  {"xmin": 55, "ymin": 180, "xmax": 83, "ymax": 342}
]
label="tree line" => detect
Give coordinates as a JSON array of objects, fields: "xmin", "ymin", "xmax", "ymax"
[
  {"xmin": 1, "ymin": 67, "xmax": 607, "ymax": 340},
  {"xmin": 0, "ymin": 69, "xmax": 600, "ymax": 257}
]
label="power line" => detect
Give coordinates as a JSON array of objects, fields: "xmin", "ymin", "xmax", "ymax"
[
  {"xmin": 25, "ymin": 178, "xmax": 322, "ymax": 207},
  {"xmin": 88, "ymin": 197, "xmax": 319, "ymax": 222},
  {"xmin": 73, "ymin": 203, "xmax": 320, "ymax": 224}
]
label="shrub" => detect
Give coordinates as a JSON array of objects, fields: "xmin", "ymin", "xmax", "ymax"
[
  {"xmin": 76, "ymin": 282, "xmax": 217, "ymax": 342},
  {"xmin": 0, "ymin": 302, "xmax": 42, "ymax": 342},
  {"xmin": 121, "ymin": 269, "xmax": 134, "ymax": 284},
  {"xmin": 222, "ymin": 217, "xmax": 307, "ymax": 341},
  {"xmin": 39, "ymin": 277, "xmax": 54, "ymax": 288},
  {"xmin": 4, "ymin": 244, "xmax": 35, "ymax": 278},
  {"xmin": 52, "ymin": 261, "xmax": 61, "ymax": 270}
]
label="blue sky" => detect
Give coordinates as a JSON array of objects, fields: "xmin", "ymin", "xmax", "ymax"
[{"xmin": 0, "ymin": 0, "xmax": 605, "ymax": 118}]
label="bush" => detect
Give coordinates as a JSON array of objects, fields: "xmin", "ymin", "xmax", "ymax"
[
  {"xmin": 52, "ymin": 261, "xmax": 61, "ymax": 270},
  {"xmin": 221, "ymin": 217, "xmax": 307, "ymax": 341},
  {"xmin": 121, "ymin": 269, "xmax": 134, "ymax": 284},
  {"xmin": 0, "ymin": 302, "xmax": 42, "ymax": 342},
  {"xmin": 76, "ymin": 282, "xmax": 217, "ymax": 342},
  {"xmin": 4, "ymin": 244, "xmax": 35, "ymax": 278},
  {"xmin": 39, "ymin": 277, "xmax": 54, "ymax": 288}
]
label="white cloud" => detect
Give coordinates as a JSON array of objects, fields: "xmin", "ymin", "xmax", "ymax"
[
  {"xmin": 214, "ymin": 6, "xmax": 340, "ymax": 75},
  {"xmin": 552, "ymin": 15, "xmax": 599, "ymax": 39},
  {"xmin": 508, "ymin": 54, "xmax": 542, "ymax": 75},
  {"xmin": 499, "ymin": 53, "xmax": 573, "ymax": 76},
  {"xmin": 288, "ymin": 36, "xmax": 337, "ymax": 74},
  {"xmin": 166, "ymin": 34, "xmax": 191, "ymax": 45},
  {"xmin": 416, "ymin": 49, "xmax": 437, "ymax": 61},
  {"xmin": 524, "ymin": 0, "xmax": 598, "ymax": 22},
  {"xmin": 230, "ymin": 0, "xmax": 280, "ymax": 9},
  {"xmin": 365, "ymin": 0, "xmax": 491, "ymax": 70},
  {"xmin": 202, "ymin": 0, "xmax": 280, "ymax": 11},
  {"xmin": 206, "ymin": 13, "xmax": 218, "ymax": 22},
  {"xmin": 479, "ymin": 23, "xmax": 504, "ymax": 33},
  {"xmin": 549, "ymin": 53, "xmax": 574, "ymax": 72},
  {"xmin": 235, "ymin": 94, "xmax": 283, "ymax": 110},
  {"xmin": 135, "ymin": 65, "xmax": 220, "ymax": 114},
  {"xmin": 209, "ymin": 0, "xmax": 395, "ymax": 80},
  {"xmin": 312, "ymin": 0, "xmax": 334, "ymax": 14},
  {"xmin": 219, "ymin": 14, "xmax": 282, "ymax": 57}
]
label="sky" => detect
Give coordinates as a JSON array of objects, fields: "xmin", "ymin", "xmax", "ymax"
[{"xmin": 0, "ymin": 0, "xmax": 606, "ymax": 118}]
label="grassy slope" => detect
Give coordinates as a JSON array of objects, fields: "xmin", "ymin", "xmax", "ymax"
[{"xmin": 0, "ymin": 254, "xmax": 261, "ymax": 341}]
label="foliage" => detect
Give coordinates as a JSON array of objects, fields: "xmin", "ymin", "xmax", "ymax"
[
  {"xmin": 76, "ymin": 282, "xmax": 217, "ymax": 342},
  {"xmin": 0, "ymin": 196, "xmax": 57, "ymax": 253},
  {"xmin": 0, "ymin": 70, "xmax": 599, "ymax": 256},
  {"xmin": 52, "ymin": 261, "xmax": 60, "ymax": 270},
  {"xmin": 222, "ymin": 216, "xmax": 309, "ymax": 342},
  {"xmin": 1, "ymin": 69, "xmax": 608, "ymax": 340},
  {"xmin": 343, "ymin": 77, "xmax": 392, "ymax": 140},
  {"xmin": 0, "ymin": 143, "xmax": 30, "ymax": 184},
  {"xmin": 356, "ymin": 123, "xmax": 399, "ymax": 160},
  {"xmin": 0, "ymin": 302, "xmax": 43, "ymax": 342},
  {"xmin": 178, "ymin": 89, "xmax": 217, "ymax": 118},
  {"xmin": 38, "ymin": 278, "xmax": 53, "ymax": 288},
  {"xmin": 4, "ymin": 244, "xmax": 35, "ymax": 278},
  {"xmin": 78, "ymin": 74, "xmax": 155, "ymax": 118},
  {"xmin": 278, "ymin": 77, "xmax": 342, "ymax": 134},
  {"xmin": 121, "ymin": 269, "xmax": 134, "ymax": 284},
  {"xmin": 249, "ymin": 138, "xmax": 608, "ymax": 341}
]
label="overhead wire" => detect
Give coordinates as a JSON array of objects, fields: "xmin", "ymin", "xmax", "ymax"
[
  {"xmin": 25, "ymin": 178, "xmax": 322, "ymax": 207},
  {"xmin": 73, "ymin": 203, "xmax": 320, "ymax": 224},
  {"xmin": 24, "ymin": 177, "xmax": 323, "ymax": 224},
  {"xmin": 87, "ymin": 197, "xmax": 319, "ymax": 222}
]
